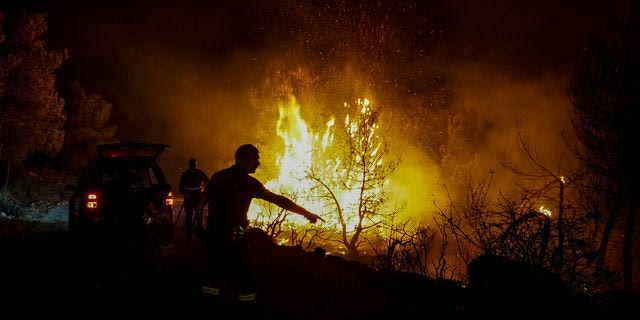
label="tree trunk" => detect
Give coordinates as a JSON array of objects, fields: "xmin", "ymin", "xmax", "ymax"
[
  {"xmin": 623, "ymin": 196, "xmax": 637, "ymax": 289},
  {"xmin": 1, "ymin": 156, "xmax": 10, "ymax": 194},
  {"xmin": 0, "ymin": 144, "xmax": 3, "ymax": 194},
  {"xmin": 555, "ymin": 183, "xmax": 565, "ymax": 271},
  {"xmin": 538, "ymin": 217, "xmax": 551, "ymax": 265},
  {"xmin": 598, "ymin": 192, "xmax": 621, "ymax": 267},
  {"xmin": 348, "ymin": 223, "xmax": 363, "ymax": 258}
]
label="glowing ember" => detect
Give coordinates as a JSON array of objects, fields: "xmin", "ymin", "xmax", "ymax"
[{"xmin": 538, "ymin": 206, "xmax": 552, "ymax": 217}]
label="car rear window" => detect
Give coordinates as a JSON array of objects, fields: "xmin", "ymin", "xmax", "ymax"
[{"xmin": 100, "ymin": 162, "xmax": 160, "ymax": 189}]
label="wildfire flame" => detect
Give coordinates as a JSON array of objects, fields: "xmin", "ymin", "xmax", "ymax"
[
  {"xmin": 538, "ymin": 206, "xmax": 552, "ymax": 217},
  {"xmin": 250, "ymin": 96, "xmax": 388, "ymax": 233}
]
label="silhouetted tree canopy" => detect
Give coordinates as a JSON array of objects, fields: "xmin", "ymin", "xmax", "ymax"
[
  {"xmin": 570, "ymin": 3, "xmax": 640, "ymax": 289},
  {"xmin": 0, "ymin": 11, "xmax": 67, "ymax": 190},
  {"xmin": 57, "ymin": 81, "xmax": 117, "ymax": 173}
]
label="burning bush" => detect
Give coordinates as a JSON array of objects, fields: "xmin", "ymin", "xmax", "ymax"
[{"xmin": 251, "ymin": 96, "xmax": 400, "ymax": 258}]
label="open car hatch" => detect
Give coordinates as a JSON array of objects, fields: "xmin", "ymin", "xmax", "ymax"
[{"xmin": 97, "ymin": 143, "xmax": 169, "ymax": 162}]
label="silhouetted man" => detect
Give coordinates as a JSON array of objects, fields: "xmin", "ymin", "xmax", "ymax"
[
  {"xmin": 179, "ymin": 158, "xmax": 209, "ymax": 239},
  {"xmin": 201, "ymin": 144, "xmax": 322, "ymax": 307}
]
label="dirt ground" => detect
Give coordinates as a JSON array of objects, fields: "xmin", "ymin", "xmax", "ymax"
[
  {"xmin": 1, "ymin": 212, "xmax": 626, "ymax": 317},
  {"xmin": 0, "ymin": 214, "xmax": 468, "ymax": 318}
]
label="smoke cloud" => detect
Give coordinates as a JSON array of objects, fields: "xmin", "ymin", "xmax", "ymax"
[{"xmin": 4, "ymin": 0, "xmax": 617, "ymax": 214}]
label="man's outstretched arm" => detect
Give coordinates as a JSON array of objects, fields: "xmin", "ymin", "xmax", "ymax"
[{"xmin": 260, "ymin": 189, "xmax": 324, "ymax": 223}]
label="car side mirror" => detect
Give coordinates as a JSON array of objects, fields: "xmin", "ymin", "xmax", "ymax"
[{"xmin": 65, "ymin": 184, "xmax": 76, "ymax": 191}]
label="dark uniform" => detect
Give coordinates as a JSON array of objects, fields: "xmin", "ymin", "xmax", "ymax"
[
  {"xmin": 201, "ymin": 164, "xmax": 270, "ymax": 302},
  {"xmin": 179, "ymin": 167, "xmax": 209, "ymax": 238}
]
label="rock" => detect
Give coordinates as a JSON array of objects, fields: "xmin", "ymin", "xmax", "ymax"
[
  {"xmin": 466, "ymin": 254, "xmax": 572, "ymax": 313},
  {"xmin": 312, "ymin": 247, "xmax": 326, "ymax": 257}
]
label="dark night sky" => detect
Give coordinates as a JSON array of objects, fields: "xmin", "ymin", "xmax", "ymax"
[
  {"xmin": 36, "ymin": 0, "xmax": 617, "ymax": 76},
  {"xmin": 445, "ymin": 0, "xmax": 617, "ymax": 74},
  {"xmin": 0, "ymin": 0, "xmax": 622, "ymax": 179},
  {"xmin": 2, "ymin": 0, "xmax": 618, "ymax": 122}
]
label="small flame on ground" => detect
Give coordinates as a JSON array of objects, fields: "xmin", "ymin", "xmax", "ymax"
[{"xmin": 539, "ymin": 206, "xmax": 552, "ymax": 217}]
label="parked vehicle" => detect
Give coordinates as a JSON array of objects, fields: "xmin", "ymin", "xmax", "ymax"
[{"xmin": 68, "ymin": 143, "xmax": 174, "ymax": 251}]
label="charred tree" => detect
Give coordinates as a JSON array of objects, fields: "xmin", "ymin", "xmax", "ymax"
[
  {"xmin": 501, "ymin": 123, "xmax": 581, "ymax": 273},
  {"xmin": 570, "ymin": 3, "xmax": 640, "ymax": 288}
]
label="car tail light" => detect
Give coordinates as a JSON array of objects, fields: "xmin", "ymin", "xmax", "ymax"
[
  {"xmin": 86, "ymin": 192, "xmax": 99, "ymax": 209},
  {"xmin": 164, "ymin": 191, "xmax": 174, "ymax": 206}
]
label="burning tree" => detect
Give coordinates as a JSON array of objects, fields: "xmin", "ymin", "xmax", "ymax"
[
  {"xmin": 250, "ymin": 97, "xmax": 398, "ymax": 258},
  {"xmin": 249, "ymin": 96, "xmax": 333, "ymax": 248},
  {"xmin": 308, "ymin": 98, "xmax": 398, "ymax": 258}
]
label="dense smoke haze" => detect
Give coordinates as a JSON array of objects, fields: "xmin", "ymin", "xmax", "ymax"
[
  {"xmin": 4, "ymin": 0, "xmax": 640, "ymax": 301},
  {"xmin": 1, "ymin": 0, "xmax": 620, "ymax": 218}
]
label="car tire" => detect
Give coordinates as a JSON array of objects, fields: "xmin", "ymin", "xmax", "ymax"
[{"xmin": 158, "ymin": 221, "xmax": 173, "ymax": 248}]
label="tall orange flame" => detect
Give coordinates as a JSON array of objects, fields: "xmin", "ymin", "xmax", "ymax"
[{"xmin": 250, "ymin": 96, "xmax": 388, "ymax": 234}]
